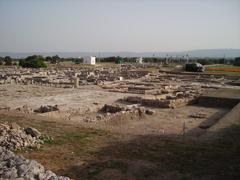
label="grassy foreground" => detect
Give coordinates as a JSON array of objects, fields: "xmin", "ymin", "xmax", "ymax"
[{"xmin": 0, "ymin": 113, "xmax": 240, "ymax": 179}]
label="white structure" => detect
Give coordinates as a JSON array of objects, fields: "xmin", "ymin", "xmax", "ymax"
[
  {"xmin": 136, "ymin": 57, "xmax": 143, "ymax": 64},
  {"xmin": 83, "ymin": 56, "xmax": 96, "ymax": 65}
]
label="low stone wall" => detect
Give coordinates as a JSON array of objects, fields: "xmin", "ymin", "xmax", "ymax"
[{"xmin": 124, "ymin": 96, "xmax": 195, "ymax": 108}]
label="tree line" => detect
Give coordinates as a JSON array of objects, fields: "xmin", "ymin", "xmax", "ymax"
[{"xmin": 0, "ymin": 55, "xmax": 240, "ymax": 68}]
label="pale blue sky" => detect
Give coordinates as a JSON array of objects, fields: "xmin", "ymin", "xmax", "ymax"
[{"xmin": 0, "ymin": 0, "xmax": 239, "ymax": 52}]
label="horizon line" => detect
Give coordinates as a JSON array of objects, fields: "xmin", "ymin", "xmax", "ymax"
[{"xmin": 1, "ymin": 48, "xmax": 240, "ymax": 54}]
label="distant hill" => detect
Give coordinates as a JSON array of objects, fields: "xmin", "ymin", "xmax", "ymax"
[
  {"xmin": 185, "ymin": 49, "xmax": 240, "ymax": 58},
  {"xmin": 0, "ymin": 49, "xmax": 240, "ymax": 58}
]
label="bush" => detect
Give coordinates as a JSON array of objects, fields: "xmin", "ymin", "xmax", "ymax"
[
  {"xmin": 51, "ymin": 55, "xmax": 61, "ymax": 64},
  {"xmin": 74, "ymin": 58, "xmax": 83, "ymax": 64},
  {"xmin": 0, "ymin": 57, "xmax": 3, "ymax": 65},
  {"xmin": 233, "ymin": 57, "xmax": 240, "ymax": 66},
  {"xmin": 19, "ymin": 55, "xmax": 47, "ymax": 68},
  {"xmin": 45, "ymin": 56, "xmax": 53, "ymax": 62},
  {"xmin": 4, "ymin": 56, "xmax": 13, "ymax": 66}
]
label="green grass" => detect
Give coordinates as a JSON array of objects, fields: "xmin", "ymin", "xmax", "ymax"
[
  {"xmin": 52, "ymin": 132, "xmax": 93, "ymax": 145},
  {"xmin": 204, "ymin": 64, "xmax": 240, "ymax": 75},
  {"xmin": 99, "ymin": 125, "xmax": 240, "ymax": 179},
  {"xmin": 107, "ymin": 160, "xmax": 128, "ymax": 173},
  {"xmin": 205, "ymin": 64, "xmax": 240, "ymax": 68},
  {"xmin": 0, "ymin": 113, "xmax": 110, "ymax": 155},
  {"xmin": 87, "ymin": 160, "xmax": 128, "ymax": 178},
  {"xmin": 208, "ymin": 72, "xmax": 240, "ymax": 75},
  {"xmin": 1, "ymin": 113, "xmax": 240, "ymax": 179}
]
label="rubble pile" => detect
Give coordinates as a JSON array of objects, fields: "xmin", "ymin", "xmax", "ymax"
[
  {"xmin": 34, "ymin": 105, "xmax": 59, "ymax": 113},
  {"xmin": 101, "ymin": 71, "xmax": 231, "ymax": 98},
  {"xmin": 84, "ymin": 104, "xmax": 154, "ymax": 123},
  {"xmin": 0, "ymin": 106, "xmax": 10, "ymax": 111},
  {"xmin": 0, "ymin": 147, "xmax": 70, "ymax": 180},
  {"xmin": 124, "ymin": 95, "xmax": 198, "ymax": 109},
  {"xmin": 16, "ymin": 105, "xmax": 32, "ymax": 114},
  {"xmin": 189, "ymin": 112, "xmax": 207, "ymax": 118},
  {"xmin": 0, "ymin": 123, "xmax": 43, "ymax": 150},
  {"xmin": 0, "ymin": 65, "xmax": 150, "ymax": 88},
  {"xmin": 100, "ymin": 104, "xmax": 125, "ymax": 113},
  {"xmin": 100, "ymin": 104, "xmax": 154, "ymax": 115}
]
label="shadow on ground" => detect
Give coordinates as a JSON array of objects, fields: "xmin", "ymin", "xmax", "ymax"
[
  {"xmin": 1, "ymin": 113, "xmax": 240, "ymax": 180},
  {"xmin": 62, "ymin": 125, "xmax": 240, "ymax": 180}
]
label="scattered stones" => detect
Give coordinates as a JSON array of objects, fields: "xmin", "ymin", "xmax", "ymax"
[
  {"xmin": 0, "ymin": 124, "xmax": 66, "ymax": 179},
  {"xmin": 145, "ymin": 109, "xmax": 155, "ymax": 115},
  {"xmin": 34, "ymin": 105, "xmax": 59, "ymax": 113},
  {"xmin": 0, "ymin": 123, "xmax": 43, "ymax": 151},
  {"xmin": 100, "ymin": 104, "xmax": 125, "ymax": 113},
  {"xmin": 24, "ymin": 127, "xmax": 41, "ymax": 138},
  {"xmin": 124, "ymin": 96, "xmax": 142, "ymax": 104},
  {"xmin": 10, "ymin": 122, "xmax": 21, "ymax": 130},
  {"xmin": 96, "ymin": 114, "xmax": 103, "ymax": 120},
  {"xmin": 0, "ymin": 106, "xmax": 11, "ymax": 111},
  {"xmin": 124, "ymin": 96, "xmax": 196, "ymax": 109},
  {"xmin": 16, "ymin": 104, "xmax": 32, "ymax": 114},
  {"xmin": 176, "ymin": 92, "xmax": 185, "ymax": 98},
  {"xmin": 0, "ymin": 64, "xmax": 150, "ymax": 89},
  {"xmin": 87, "ymin": 104, "xmax": 157, "ymax": 122},
  {"xmin": 189, "ymin": 113, "xmax": 207, "ymax": 118},
  {"xmin": 166, "ymin": 95, "xmax": 177, "ymax": 100},
  {"xmin": 0, "ymin": 147, "xmax": 70, "ymax": 180},
  {"xmin": 83, "ymin": 117, "xmax": 94, "ymax": 122}
]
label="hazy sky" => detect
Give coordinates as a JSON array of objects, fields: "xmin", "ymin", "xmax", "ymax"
[{"xmin": 0, "ymin": 0, "xmax": 240, "ymax": 52}]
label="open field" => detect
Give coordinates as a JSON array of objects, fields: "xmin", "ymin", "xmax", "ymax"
[{"xmin": 205, "ymin": 64, "xmax": 240, "ymax": 75}]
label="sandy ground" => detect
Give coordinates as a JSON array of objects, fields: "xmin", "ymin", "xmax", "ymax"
[
  {"xmin": 84, "ymin": 105, "xmax": 228, "ymax": 135},
  {"xmin": 0, "ymin": 84, "xmax": 127, "ymax": 112},
  {"xmin": 0, "ymin": 82, "xmax": 239, "ymax": 179},
  {"xmin": 0, "ymin": 84, "xmax": 229, "ymax": 136}
]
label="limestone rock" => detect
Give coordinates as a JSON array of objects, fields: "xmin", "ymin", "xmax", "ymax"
[
  {"xmin": 24, "ymin": 127, "xmax": 41, "ymax": 138},
  {"xmin": 0, "ymin": 123, "xmax": 43, "ymax": 151},
  {"xmin": 145, "ymin": 109, "xmax": 155, "ymax": 115},
  {"xmin": 34, "ymin": 105, "xmax": 59, "ymax": 113},
  {"xmin": 0, "ymin": 147, "xmax": 70, "ymax": 180},
  {"xmin": 189, "ymin": 113, "xmax": 207, "ymax": 118}
]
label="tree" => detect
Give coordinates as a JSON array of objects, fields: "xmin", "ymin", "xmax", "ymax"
[
  {"xmin": 233, "ymin": 57, "xmax": 240, "ymax": 66},
  {"xmin": 45, "ymin": 56, "xmax": 53, "ymax": 62},
  {"xmin": 4, "ymin": 56, "xmax": 13, "ymax": 66},
  {"xmin": 218, "ymin": 58, "xmax": 225, "ymax": 64},
  {"xmin": 74, "ymin": 58, "xmax": 83, "ymax": 64},
  {"xmin": 19, "ymin": 55, "xmax": 47, "ymax": 68},
  {"xmin": 0, "ymin": 57, "xmax": 3, "ymax": 65},
  {"xmin": 51, "ymin": 55, "xmax": 61, "ymax": 64},
  {"xmin": 115, "ymin": 56, "xmax": 123, "ymax": 64},
  {"xmin": 45, "ymin": 55, "xmax": 61, "ymax": 64}
]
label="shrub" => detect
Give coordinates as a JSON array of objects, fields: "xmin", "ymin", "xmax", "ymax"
[
  {"xmin": 4, "ymin": 56, "xmax": 13, "ymax": 66},
  {"xmin": 19, "ymin": 55, "xmax": 47, "ymax": 68},
  {"xmin": 233, "ymin": 57, "xmax": 240, "ymax": 66}
]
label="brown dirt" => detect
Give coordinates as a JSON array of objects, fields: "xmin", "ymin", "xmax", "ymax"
[{"xmin": 0, "ymin": 79, "xmax": 240, "ymax": 179}]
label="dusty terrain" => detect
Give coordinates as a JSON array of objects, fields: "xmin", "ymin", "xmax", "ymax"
[
  {"xmin": 1, "ymin": 112, "xmax": 240, "ymax": 180},
  {"xmin": 0, "ymin": 84, "xmax": 229, "ymax": 136},
  {"xmin": 0, "ymin": 84, "xmax": 127, "ymax": 114},
  {"xmin": 0, "ymin": 65, "xmax": 240, "ymax": 180}
]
